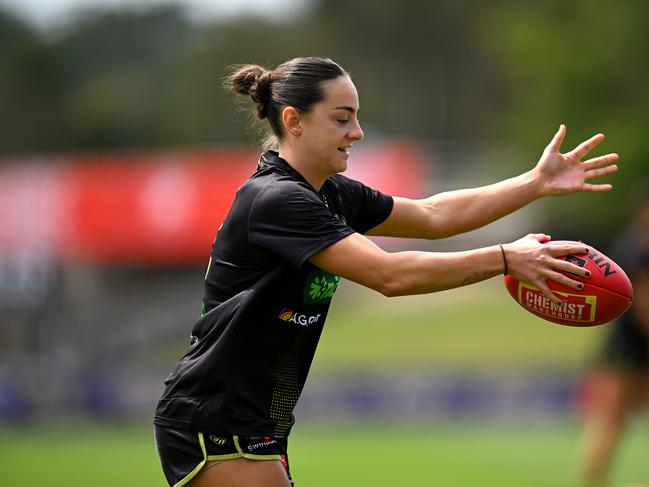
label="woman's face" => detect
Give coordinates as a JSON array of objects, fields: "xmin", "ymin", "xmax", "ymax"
[{"xmin": 294, "ymin": 75, "xmax": 364, "ymax": 176}]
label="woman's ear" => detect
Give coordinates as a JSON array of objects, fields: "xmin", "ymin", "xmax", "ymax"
[{"xmin": 282, "ymin": 107, "xmax": 302, "ymax": 136}]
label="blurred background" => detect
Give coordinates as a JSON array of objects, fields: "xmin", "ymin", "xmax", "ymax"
[{"xmin": 1, "ymin": 0, "xmax": 648, "ymax": 485}]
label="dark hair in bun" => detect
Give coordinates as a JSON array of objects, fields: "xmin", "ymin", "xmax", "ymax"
[
  {"xmin": 227, "ymin": 65, "xmax": 273, "ymax": 119},
  {"xmin": 226, "ymin": 57, "xmax": 347, "ymax": 148}
]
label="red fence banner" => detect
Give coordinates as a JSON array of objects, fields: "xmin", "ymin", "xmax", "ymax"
[{"xmin": 0, "ymin": 142, "xmax": 431, "ymax": 265}]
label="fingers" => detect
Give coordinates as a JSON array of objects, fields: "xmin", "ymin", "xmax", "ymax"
[
  {"xmin": 568, "ymin": 133, "xmax": 605, "ymax": 159},
  {"xmin": 584, "ymin": 165, "xmax": 618, "ymax": 180},
  {"xmin": 581, "ymin": 152, "xmax": 619, "ymax": 170},
  {"xmin": 579, "ymin": 154, "xmax": 618, "ymax": 192},
  {"xmin": 535, "ymin": 263, "xmax": 587, "ymax": 305},
  {"xmin": 550, "ymin": 257, "xmax": 591, "ymax": 279},
  {"xmin": 546, "ymin": 124, "xmax": 566, "ymax": 153},
  {"xmin": 535, "ymin": 274, "xmax": 578, "ymax": 305},
  {"xmin": 548, "ymin": 243, "xmax": 589, "ymax": 257},
  {"xmin": 581, "ymin": 183, "xmax": 613, "ymax": 192},
  {"xmin": 542, "ymin": 250, "xmax": 589, "ymax": 284},
  {"xmin": 524, "ymin": 242, "xmax": 590, "ymax": 304},
  {"xmin": 536, "ymin": 281, "xmax": 563, "ymax": 305},
  {"xmin": 509, "ymin": 236, "xmax": 596, "ymax": 304}
]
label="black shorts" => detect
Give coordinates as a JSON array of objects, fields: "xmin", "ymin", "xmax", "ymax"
[
  {"xmin": 599, "ymin": 314, "xmax": 649, "ymax": 371},
  {"xmin": 154, "ymin": 425, "xmax": 294, "ymax": 487}
]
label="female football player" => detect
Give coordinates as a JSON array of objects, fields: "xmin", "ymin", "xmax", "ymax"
[
  {"xmin": 154, "ymin": 57, "xmax": 619, "ymax": 487},
  {"xmin": 579, "ymin": 195, "xmax": 649, "ymax": 487}
]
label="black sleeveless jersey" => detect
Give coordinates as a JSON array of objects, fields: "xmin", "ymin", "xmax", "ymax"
[{"xmin": 154, "ymin": 151, "xmax": 393, "ymax": 437}]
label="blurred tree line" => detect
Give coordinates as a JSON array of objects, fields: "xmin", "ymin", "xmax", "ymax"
[{"xmin": 1, "ymin": 0, "xmax": 647, "ymax": 237}]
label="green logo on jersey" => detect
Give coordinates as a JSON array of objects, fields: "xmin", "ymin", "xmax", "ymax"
[{"xmin": 303, "ymin": 269, "xmax": 340, "ymax": 304}]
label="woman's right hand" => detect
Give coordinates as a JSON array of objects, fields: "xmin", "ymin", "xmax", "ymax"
[{"xmin": 502, "ymin": 234, "xmax": 591, "ymax": 304}]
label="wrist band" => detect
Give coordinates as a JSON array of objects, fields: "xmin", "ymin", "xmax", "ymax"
[{"xmin": 499, "ymin": 243, "xmax": 508, "ymax": 275}]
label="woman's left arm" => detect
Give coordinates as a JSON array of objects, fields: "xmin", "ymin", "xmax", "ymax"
[{"xmin": 367, "ymin": 125, "xmax": 619, "ymax": 239}]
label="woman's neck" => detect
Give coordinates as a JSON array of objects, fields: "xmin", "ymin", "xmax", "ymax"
[{"xmin": 278, "ymin": 145, "xmax": 328, "ymax": 191}]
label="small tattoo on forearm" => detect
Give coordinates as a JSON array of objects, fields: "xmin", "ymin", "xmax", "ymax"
[{"xmin": 460, "ymin": 271, "xmax": 491, "ymax": 286}]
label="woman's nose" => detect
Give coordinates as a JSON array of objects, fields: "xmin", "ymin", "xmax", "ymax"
[{"xmin": 349, "ymin": 120, "xmax": 364, "ymax": 141}]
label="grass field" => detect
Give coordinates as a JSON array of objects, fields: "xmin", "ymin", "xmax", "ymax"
[
  {"xmin": 2, "ymin": 266, "xmax": 634, "ymax": 486},
  {"xmin": 1, "ymin": 420, "xmax": 647, "ymax": 486},
  {"xmin": 315, "ymin": 279, "xmax": 608, "ymax": 371}
]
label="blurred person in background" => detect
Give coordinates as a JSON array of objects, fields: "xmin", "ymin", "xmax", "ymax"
[
  {"xmin": 153, "ymin": 56, "xmax": 619, "ymax": 487},
  {"xmin": 579, "ymin": 191, "xmax": 649, "ymax": 487}
]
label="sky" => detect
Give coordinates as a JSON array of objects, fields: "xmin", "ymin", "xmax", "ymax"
[{"xmin": 0, "ymin": 0, "xmax": 309, "ymax": 28}]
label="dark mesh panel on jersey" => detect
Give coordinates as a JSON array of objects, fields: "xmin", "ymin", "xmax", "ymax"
[{"xmin": 270, "ymin": 356, "xmax": 301, "ymax": 437}]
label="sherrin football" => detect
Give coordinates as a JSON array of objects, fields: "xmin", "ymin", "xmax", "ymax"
[{"xmin": 504, "ymin": 241, "xmax": 633, "ymax": 327}]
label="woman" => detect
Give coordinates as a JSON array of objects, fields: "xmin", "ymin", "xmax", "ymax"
[
  {"xmin": 579, "ymin": 196, "xmax": 649, "ymax": 487},
  {"xmin": 154, "ymin": 57, "xmax": 619, "ymax": 487}
]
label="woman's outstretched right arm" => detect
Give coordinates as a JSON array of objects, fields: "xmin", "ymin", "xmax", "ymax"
[{"xmin": 309, "ymin": 232, "xmax": 590, "ymax": 304}]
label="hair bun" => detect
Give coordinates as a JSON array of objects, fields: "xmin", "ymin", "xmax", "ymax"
[
  {"xmin": 250, "ymin": 71, "xmax": 272, "ymax": 118},
  {"xmin": 227, "ymin": 65, "xmax": 272, "ymax": 119}
]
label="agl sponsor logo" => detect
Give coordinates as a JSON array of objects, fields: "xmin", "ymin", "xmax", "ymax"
[{"xmin": 278, "ymin": 309, "xmax": 322, "ymax": 326}]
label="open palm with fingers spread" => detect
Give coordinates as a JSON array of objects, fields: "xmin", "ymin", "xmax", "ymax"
[{"xmin": 536, "ymin": 124, "xmax": 619, "ymax": 196}]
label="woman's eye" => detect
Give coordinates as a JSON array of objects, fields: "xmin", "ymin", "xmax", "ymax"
[{"xmin": 337, "ymin": 120, "xmax": 349, "ymax": 125}]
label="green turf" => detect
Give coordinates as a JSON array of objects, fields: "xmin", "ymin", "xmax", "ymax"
[
  {"xmin": 316, "ymin": 279, "xmax": 608, "ymax": 371},
  {"xmin": 291, "ymin": 422, "xmax": 649, "ymax": 487},
  {"xmin": 0, "ymin": 421, "xmax": 646, "ymax": 486}
]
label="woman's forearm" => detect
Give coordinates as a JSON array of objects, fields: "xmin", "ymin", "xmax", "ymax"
[
  {"xmin": 379, "ymin": 246, "xmax": 505, "ymax": 296},
  {"xmin": 310, "ymin": 232, "xmax": 506, "ymax": 297},
  {"xmin": 421, "ymin": 169, "xmax": 542, "ymax": 238}
]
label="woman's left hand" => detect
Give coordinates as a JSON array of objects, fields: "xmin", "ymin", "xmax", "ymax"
[{"xmin": 535, "ymin": 124, "xmax": 619, "ymax": 196}]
